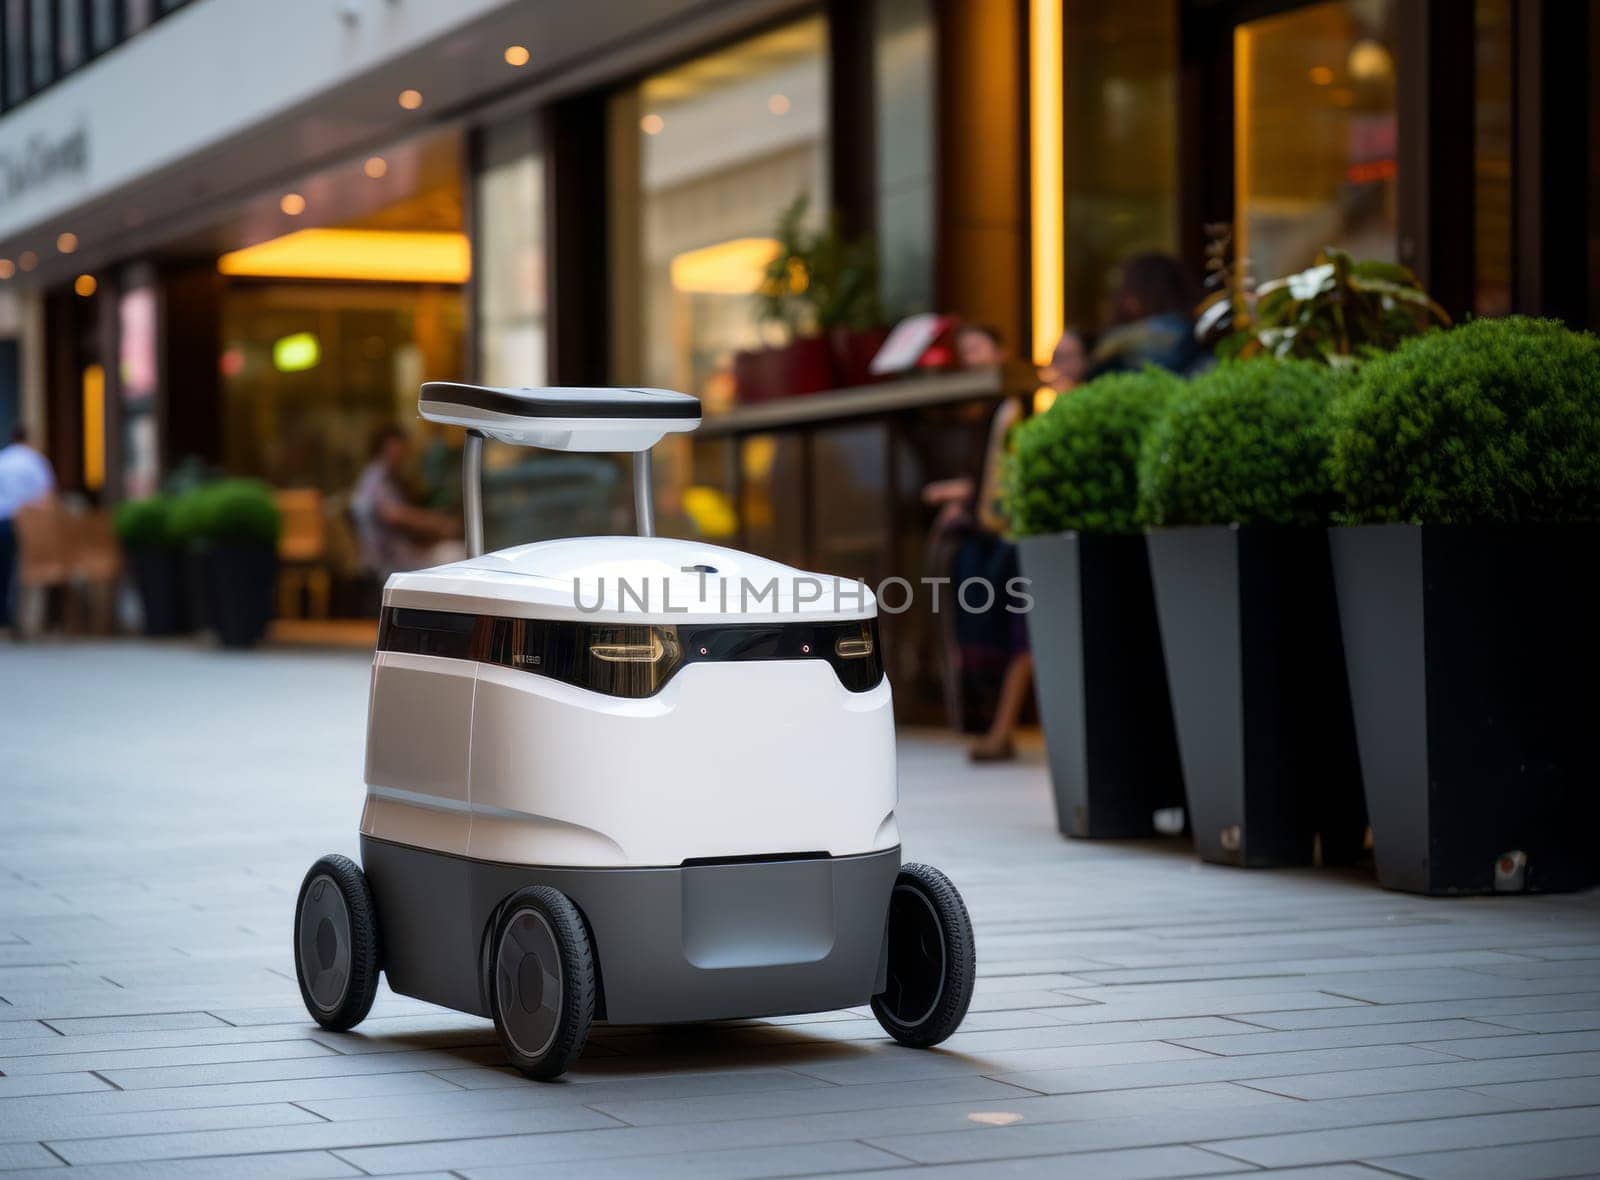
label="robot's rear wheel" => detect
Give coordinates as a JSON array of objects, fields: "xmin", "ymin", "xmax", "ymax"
[
  {"xmin": 293, "ymin": 854, "xmax": 382, "ymax": 1032},
  {"xmin": 871, "ymin": 862, "xmax": 975, "ymax": 1048},
  {"xmin": 486, "ymin": 886, "xmax": 596, "ymax": 1080}
]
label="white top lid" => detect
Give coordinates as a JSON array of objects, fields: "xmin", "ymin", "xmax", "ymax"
[
  {"xmin": 384, "ymin": 536, "xmax": 876, "ymax": 624},
  {"xmin": 419, "ymin": 383, "xmax": 700, "ymax": 452}
]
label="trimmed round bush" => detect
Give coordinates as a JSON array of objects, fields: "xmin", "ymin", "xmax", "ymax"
[
  {"xmin": 1331, "ymin": 317, "xmax": 1600, "ymax": 524},
  {"xmin": 1138, "ymin": 359, "xmax": 1348, "ymax": 528},
  {"xmin": 112, "ymin": 495, "xmax": 175, "ymax": 548},
  {"xmin": 169, "ymin": 479, "xmax": 282, "ymax": 545},
  {"xmin": 1004, "ymin": 368, "xmax": 1183, "ymax": 535}
]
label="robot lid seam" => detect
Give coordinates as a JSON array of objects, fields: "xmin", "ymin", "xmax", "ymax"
[{"xmin": 360, "ymin": 833, "xmax": 901, "ymax": 874}]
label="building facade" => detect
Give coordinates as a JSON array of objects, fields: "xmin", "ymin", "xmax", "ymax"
[{"xmin": 0, "ymin": 0, "xmax": 1595, "ymax": 703}]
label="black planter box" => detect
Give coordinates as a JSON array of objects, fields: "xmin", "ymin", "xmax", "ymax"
[
  {"xmin": 1147, "ymin": 525, "xmax": 1366, "ymax": 868},
  {"xmin": 1330, "ymin": 524, "xmax": 1600, "ymax": 895},
  {"xmin": 1017, "ymin": 532, "xmax": 1185, "ymax": 838},
  {"xmin": 206, "ymin": 540, "xmax": 278, "ymax": 649},
  {"xmin": 127, "ymin": 546, "xmax": 191, "ymax": 636}
]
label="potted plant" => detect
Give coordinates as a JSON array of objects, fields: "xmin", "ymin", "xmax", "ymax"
[
  {"xmin": 1139, "ymin": 359, "xmax": 1365, "ymax": 867},
  {"xmin": 1004, "ymin": 368, "xmax": 1187, "ymax": 838},
  {"xmin": 172, "ymin": 479, "xmax": 281, "ymax": 648},
  {"xmin": 112, "ymin": 494, "xmax": 191, "ymax": 636},
  {"xmin": 1328, "ymin": 316, "xmax": 1600, "ymax": 894},
  {"xmin": 739, "ymin": 196, "xmax": 882, "ymax": 401}
]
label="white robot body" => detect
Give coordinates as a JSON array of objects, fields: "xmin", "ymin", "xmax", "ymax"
[{"xmin": 362, "ymin": 537, "xmax": 899, "ymax": 869}]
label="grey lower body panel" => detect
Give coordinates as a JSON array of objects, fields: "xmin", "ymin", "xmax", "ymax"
[{"xmin": 360, "ymin": 836, "xmax": 899, "ymax": 1025}]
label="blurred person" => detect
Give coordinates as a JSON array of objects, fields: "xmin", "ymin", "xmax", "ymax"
[
  {"xmin": 351, "ymin": 425, "xmax": 464, "ymax": 580},
  {"xmin": 0, "ymin": 425, "xmax": 56, "ymax": 630},
  {"xmin": 1038, "ymin": 327, "xmax": 1089, "ymax": 393},
  {"xmin": 921, "ymin": 324, "xmax": 1034, "ymax": 763},
  {"xmin": 1089, "ymin": 252, "xmax": 1206, "ymax": 378}
]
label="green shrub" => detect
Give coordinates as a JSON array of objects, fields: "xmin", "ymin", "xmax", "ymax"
[
  {"xmin": 1004, "ymin": 368, "xmax": 1183, "ymax": 536},
  {"xmin": 1330, "ymin": 317, "xmax": 1600, "ymax": 524},
  {"xmin": 1138, "ymin": 359, "xmax": 1347, "ymax": 527},
  {"xmin": 112, "ymin": 495, "xmax": 175, "ymax": 548},
  {"xmin": 169, "ymin": 479, "xmax": 282, "ymax": 545}
]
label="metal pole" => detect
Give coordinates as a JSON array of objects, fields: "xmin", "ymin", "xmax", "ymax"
[
  {"xmin": 462, "ymin": 429, "xmax": 485, "ymax": 557},
  {"xmin": 633, "ymin": 449, "xmax": 656, "ymax": 537}
]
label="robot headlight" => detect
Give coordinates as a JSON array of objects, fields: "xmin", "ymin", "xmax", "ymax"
[{"xmin": 589, "ymin": 626, "xmax": 679, "ymax": 664}]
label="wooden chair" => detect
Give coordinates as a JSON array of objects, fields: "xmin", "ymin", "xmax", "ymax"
[
  {"xmin": 12, "ymin": 498, "xmax": 72, "ymax": 637},
  {"xmin": 275, "ymin": 488, "xmax": 332, "ymax": 619},
  {"xmin": 65, "ymin": 508, "xmax": 122, "ymax": 634}
]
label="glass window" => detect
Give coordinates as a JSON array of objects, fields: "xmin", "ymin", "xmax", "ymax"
[
  {"xmin": 875, "ymin": 0, "xmax": 936, "ymax": 318},
  {"xmin": 611, "ymin": 16, "xmax": 830, "ymax": 411},
  {"xmin": 1474, "ymin": 0, "xmax": 1513, "ymax": 317},
  {"xmin": 57, "ymin": 0, "xmax": 83, "ymax": 74},
  {"xmin": 4, "ymin": 0, "xmax": 28, "ymax": 105},
  {"xmin": 121, "ymin": 0, "xmax": 148, "ymax": 37},
  {"xmin": 475, "ymin": 116, "xmax": 546, "ymax": 389},
  {"xmin": 1062, "ymin": 0, "xmax": 1178, "ymax": 333},
  {"xmin": 29, "ymin": 0, "xmax": 51, "ymax": 90},
  {"xmin": 1234, "ymin": 0, "xmax": 1399, "ymax": 282},
  {"xmin": 89, "ymin": 0, "xmax": 117, "ymax": 54}
]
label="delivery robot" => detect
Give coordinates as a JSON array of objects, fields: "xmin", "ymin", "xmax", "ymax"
[{"xmin": 293, "ymin": 383, "xmax": 975, "ymax": 1078}]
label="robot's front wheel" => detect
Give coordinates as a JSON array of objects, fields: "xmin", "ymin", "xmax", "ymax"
[
  {"xmin": 293, "ymin": 854, "xmax": 382, "ymax": 1032},
  {"xmin": 486, "ymin": 886, "xmax": 596, "ymax": 1081},
  {"xmin": 871, "ymin": 862, "xmax": 976, "ymax": 1048}
]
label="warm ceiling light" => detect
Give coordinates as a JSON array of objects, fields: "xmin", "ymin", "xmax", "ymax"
[
  {"xmin": 1347, "ymin": 39, "xmax": 1393, "ymax": 82},
  {"xmin": 1308, "ymin": 65, "xmax": 1334, "ymax": 86},
  {"xmin": 364, "ymin": 156, "xmax": 388, "ymax": 179},
  {"xmin": 280, "ymin": 193, "xmax": 307, "ymax": 216},
  {"xmin": 504, "ymin": 44, "xmax": 529, "ymax": 66},
  {"xmin": 218, "ymin": 228, "xmax": 472, "ymax": 283},
  {"xmin": 640, "ymin": 112, "xmax": 664, "ymax": 135},
  {"xmin": 74, "ymin": 273, "xmax": 97, "ymax": 297},
  {"xmin": 57, "ymin": 232, "xmax": 79, "ymax": 254},
  {"xmin": 669, "ymin": 237, "xmax": 781, "ymax": 294},
  {"xmin": 0, "ymin": 259, "xmax": 13, "ymax": 280},
  {"xmin": 767, "ymin": 93, "xmax": 791, "ymax": 115},
  {"xmin": 18, "ymin": 250, "xmax": 37, "ymax": 271},
  {"xmin": 398, "ymin": 88, "xmax": 423, "ymax": 110}
]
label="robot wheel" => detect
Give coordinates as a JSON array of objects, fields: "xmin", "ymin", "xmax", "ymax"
[
  {"xmin": 485, "ymin": 886, "xmax": 597, "ymax": 1081},
  {"xmin": 871, "ymin": 862, "xmax": 976, "ymax": 1048},
  {"xmin": 293, "ymin": 854, "xmax": 382, "ymax": 1032}
]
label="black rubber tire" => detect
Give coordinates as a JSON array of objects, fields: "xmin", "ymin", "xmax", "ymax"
[
  {"xmin": 871, "ymin": 862, "xmax": 975, "ymax": 1048},
  {"xmin": 293, "ymin": 854, "xmax": 382, "ymax": 1032},
  {"xmin": 486, "ymin": 886, "xmax": 595, "ymax": 1081}
]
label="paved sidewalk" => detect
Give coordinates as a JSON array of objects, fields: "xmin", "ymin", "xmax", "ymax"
[{"xmin": 2, "ymin": 643, "xmax": 1598, "ymax": 1179}]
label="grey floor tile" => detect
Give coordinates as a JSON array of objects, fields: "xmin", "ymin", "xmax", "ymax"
[
  {"xmin": 0, "ymin": 1036, "xmax": 338, "ymax": 1076},
  {"xmin": 797, "ymin": 1144, "xmax": 1247, "ymax": 1180},
  {"xmin": 1415, "ymin": 1030, "xmax": 1600, "ymax": 1059},
  {"xmin": 0, "ymin": 1073, "xmax": 111, "ymax": 1101},
  {"xmin": 1239, "ymin": 1050, "xmax": 1600, "ymax": 1100},
  {"xmin": 862, "ymin": 1088, "xmax": 1513, "ymax": 1165},
  {"xmin": 1466, "ymin": 1075, "xmax": 1600, "ymax": 1108},
  {"xmin": 1169, "ymin": 1019, "xmax": 1525, "ymax": 1056},
  {"xmin": 455, "ymin": 1140, "xmax": 904, "ymax": 1180},
  {"xmin": 0, "ymin": 1142, "xmax": 61, "ymax": 1170},
  {"xmin": 0, "ymin": 1100, "xmax": 324, "ymax": 1146},
  {"xmin": 1369, "ymin": 1132, "xmax": 1600, "ymax": 1179},
  {"xmin": 1232, "ymin": 993, "xmax": 1600, "ymax": 1031},
  {"xmin": 48, "ymin": 1103, "xmax": 624, "ymax": 1165},
  {"xmin": 1476, "ymin": 1010, "xmax": 1600, "ymax": 1034},
  {"xmin": 41, "ymin": 1012, "xmax": 231, "ymax": 1036},
  {"xmin": 987, "ymin": 1043, "xmax": 1458, "ymax": 1095},
  {"xmin": 1205, "ymin": 1106, "xmax": 1600, "ymax": 1168},
  {"xmin": 0, "ymin": 1149, "xmax": 360, "ymax": 1179}
]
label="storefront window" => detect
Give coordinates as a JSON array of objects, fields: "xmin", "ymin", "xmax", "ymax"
[
  {"xmin": 1234, "ymin": 0, "xmax": 1399, "ymax": 283},
  {"xmin": 1474, "ymin": 0, "xmax": 1513, "ymax": 317},
  {"xmin": 876, "ymin": 0, "xmax": 936, "ymax": 319},
  {"xmin": 475, "ymin": 116, "xmax": 546, "ymax": 388},
  {"xmin": 611, "ymin": 16, "xmax": 830, "ymax": 412},
  {"xmin": 1062, "ymin": 1, "xmax": 1178, "ymax": 335}
]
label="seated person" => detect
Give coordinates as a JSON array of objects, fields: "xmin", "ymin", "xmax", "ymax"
[{"xmin": 351, "ymin": 426, "xmax": 465, "ymax": 579}]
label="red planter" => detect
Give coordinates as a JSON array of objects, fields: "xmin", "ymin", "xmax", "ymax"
[{"xmin": 829, "ymin": 326, "xmax": 890, "ymax": 389}]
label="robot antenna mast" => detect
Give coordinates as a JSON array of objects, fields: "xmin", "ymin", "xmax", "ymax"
[{"xmin": 463, "ymin": 429, "xmax": 486, "ymax": 558}]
